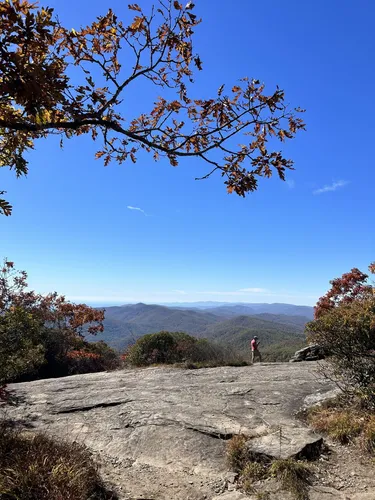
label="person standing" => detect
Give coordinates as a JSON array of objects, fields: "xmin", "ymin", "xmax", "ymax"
[{"xmin": 251, "ymin": 335, "xmax": 262, "ymax": 363}]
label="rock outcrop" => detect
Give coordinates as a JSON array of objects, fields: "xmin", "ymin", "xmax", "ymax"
[
  {"xmin": 7, "ymin": 362, "xmax": 334, "ymax": 499},
  {"xmin": 290, "ymin": 344, "xmax": 325, "ymax": 362}
]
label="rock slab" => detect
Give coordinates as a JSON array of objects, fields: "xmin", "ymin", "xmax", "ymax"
[{"xmin": 6, "ymin": 362, "xmax": 334, "ymax": 499}]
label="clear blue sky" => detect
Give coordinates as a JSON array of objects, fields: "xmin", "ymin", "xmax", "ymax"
[{"xmin": 2, "ymin": 0, "xmax": 374, "ymax": 306}]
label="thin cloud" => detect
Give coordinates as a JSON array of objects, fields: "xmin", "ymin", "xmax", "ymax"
[
  {"xmin": 313, "ymin": 180, "xmax": 349, "ymax": 195},
  {"xmin": 172, "ymin": 289, "xmax": 186, "ymax": 295},
  {"xmin": 127, "ymin": 205, "xmax": 148, "ymax": 216},
  {"xmin": 238, "ymin": 288, "xmax": 268, "ymax": 293},
  {"xmin": 286, "ymin": 180, "xmax": 295, "ymax": 189}
]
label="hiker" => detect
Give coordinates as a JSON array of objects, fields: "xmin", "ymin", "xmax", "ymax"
[{"xmin": 251, "ymin": 335, "xmax": 262, "ymax": 363}]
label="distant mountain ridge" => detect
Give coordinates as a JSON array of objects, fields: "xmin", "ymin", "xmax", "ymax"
[
  {"xmin": 92, "ymin": 302, "xmax": 311, "ymax": 351},
  {"xmin": 162, "ymin": 302, "xmax": 314, "ymax": 318}
]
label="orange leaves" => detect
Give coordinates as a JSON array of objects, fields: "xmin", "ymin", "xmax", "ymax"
[
  {"xmin": 130, "ymin": 15, "xmax": 144, "ymax": 32},
  {"xmin": 168, "ymin": 100, "xmax": 182, "ymax": 112},
  {"xmin": 0, "ymin": 0, "xmax": 305, "ymax": 213}
]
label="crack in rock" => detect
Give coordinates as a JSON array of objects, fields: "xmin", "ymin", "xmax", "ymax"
[{"xmin": 54, "ymin": 399, "xmax": 134, "ymax": 414}]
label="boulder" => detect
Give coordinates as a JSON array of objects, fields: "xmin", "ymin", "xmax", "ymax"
[{"xmin": 290, "ymin": 344, "xmax": 324, "ymax": 363}]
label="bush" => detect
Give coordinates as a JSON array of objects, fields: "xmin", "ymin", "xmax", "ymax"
[
  {"xmin": 306, "ymin": 262, "xmax": 375, "ymax": 408},
  {"xmin": 306, "ymin": 297, "xmax": 375, "ymax": 407},
  {"xmin": 0, "ymin": 259, "xmax": 109, "ymax": 383},
  {"xmin": 0, "ymin": 424, "xmax": 116, "ymax": 499},
  {"xmin": 65, "ymin": 341, "xmax": 121, "ymax": 375},
  {"xmin": 125, "ymin": 331, "xmax": 197, "ymax": 366},
  {"xmin": 125, "ymin": 331, "xmax": 249, "ymax": 368}
]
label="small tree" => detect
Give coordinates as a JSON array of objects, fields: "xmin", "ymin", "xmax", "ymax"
[
  {"xmin": 306, "ymin": 262, "xmax": 375, "ymax": 407},
  {"xmin": 0, "ymin": 0, "xmax": 305, "ymax": 215}
]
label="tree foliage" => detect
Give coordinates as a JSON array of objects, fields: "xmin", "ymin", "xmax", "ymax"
[
  {"xmin": 0, "ymin": 0, "xmax": 305, "ymax": 215},
  {"xmin": 306, "ymin": 262, "xmax": 375, "ymax": 406},
  {"xmin": 0, "ymin": 259, "xmax": 111, "ymax": 383}
]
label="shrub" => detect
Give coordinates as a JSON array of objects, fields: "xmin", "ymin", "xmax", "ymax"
[
  {"xmin": 269, "ymin": 459, "xmax": 311, "ymax": 500},
  {"xmin": 65, "ymin": 341, "xmax": 121, "ymax": 375},
  {"xmin": 0, "ymin": 259, "xmax": 120, "ymax": 382},
  {"xmin": 0, "ymin": 307, "xmax": 46, "ymax": 382},
  {"xmin": 0, "ymin": 424, "xmax": 116, "ymax": 499},
  {"xmin": 306, "ymin": 262, "xmax": 375, "ymax": 408},
  {"xmin": 307, "ymin": 407, "xmax": 363, "ymax": 444},
  {"xmin": 125, "ymin": 331, "xmax": 196, "ymax": 366},
  {"xmin": 125, "ymin": 331, "xmax": 249, "ymax": 368}
]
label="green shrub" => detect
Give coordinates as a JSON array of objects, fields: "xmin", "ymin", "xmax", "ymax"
[
  {"xmin": 0, "ymin": 307, "xmax": 46, "ymax": 382},
  {"xmin": 125, "ymin": 331, "xmax": 249, "ymax": 368},
  {"xmin": 0, "ymin": 423, "xmax": 116, "ymax": 499},
  {"xmin": 125, "ymin": 331, "xmax": 197, "ymax": 366}
]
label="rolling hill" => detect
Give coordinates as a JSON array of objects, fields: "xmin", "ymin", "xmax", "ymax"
[
  {"xmin": 200, "ymin": 315, "xmax": 305, "ymax": 350},
  {"xmin": 93, "ymin": 303, "xmax": 220, "ymax": 350},
  {"xmin": 90, "ymin": 303, "xmax": 309, "ymax": 351}
]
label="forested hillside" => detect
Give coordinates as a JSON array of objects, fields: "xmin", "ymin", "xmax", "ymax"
[{"xmin": 93, "ymin": 303, "xmax": 308, "ymax": 351}]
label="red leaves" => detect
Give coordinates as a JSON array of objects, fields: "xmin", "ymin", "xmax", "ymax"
[
  {"xmin": 315, "ymin": 266, "xmax": 373, "ymax": 319},
  {"xmin": 0, "ymin": 259, "xmax": 104, "ymax": 336},
  {"xmin": 173, "ymin": 1, "xmax": 182, "ymax": 10}
]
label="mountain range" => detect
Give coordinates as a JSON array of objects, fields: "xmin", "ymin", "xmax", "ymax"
[{"xmin": 91, "ymin": 302, "xmax": 313, "ymax": 351}]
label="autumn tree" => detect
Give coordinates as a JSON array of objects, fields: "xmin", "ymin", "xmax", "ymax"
[
  {"xmin": 0, "ymin": 259, "xmax": 106, "ymax": 382},
  {"xmin": 306, "ymin": 262, "xmax": 375, "ymax": 407},
  {"xmin": 0, "ymin": 0, "xmax": 305, "ymax": 215}
]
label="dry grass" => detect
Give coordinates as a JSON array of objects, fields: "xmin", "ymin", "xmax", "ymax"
[
  {"xmin": 360, "ymin": 416, "xmax": 375, "ymax": 454},
  {"xmin": 269, "ymin": 459, "xmax": 311, "ymax": 500},
  {"xmin": 307, "ymin": 408, "xmax": 363, "ymax": 444},
  {"xmin": 0, "ymin": 423, "xmax": 116, "ymax": 500},
  {"xmin": 226, "ymin": 434, "xmax": 250, "ymax": 472},
  {"xmin": 241, "ymin": 461, "xmax": 268, "ymax": 493},
  {"xmin": 227, "ymin": 435, "xmax": 311, "ymax": 500}
]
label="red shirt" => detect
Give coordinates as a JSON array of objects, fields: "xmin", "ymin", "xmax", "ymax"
[{"xmin": 251, "ymin": 339, "xmax": 258, "ymax": 351}]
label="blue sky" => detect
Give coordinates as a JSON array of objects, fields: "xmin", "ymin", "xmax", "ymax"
[{"xmin": 1, "ymin": 0, "xmax": 374, "ymax": 306}]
